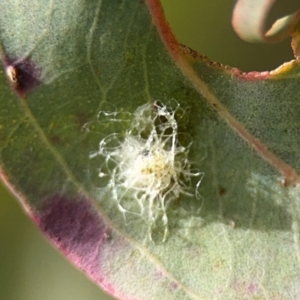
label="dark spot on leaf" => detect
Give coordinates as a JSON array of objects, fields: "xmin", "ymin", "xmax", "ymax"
[
  {"xmin": 75, "ymin": 112, "xmax": 89, "ymax": 130},
  {"xmin": 218, "ymin": 186, "xmax": 227, "ymax": 196},
  {"xmin": 37, "ymin": 195, "xmax": 109, "ymax": 283},
  {"xmin": 50, "ymin": 135, "xmax": 61, "ymax": 144},
  {"xmin": 3, "ymin": 57, "xmax": 41, "ymax": 97},
  {"xmin": 170, "ymin": 281, "xmax": 178, "ymax": 290}
]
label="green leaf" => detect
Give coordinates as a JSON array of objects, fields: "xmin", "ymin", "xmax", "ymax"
[{"xmin": 1, "ymin": 0, "xmax": 300, "ymax": 299}]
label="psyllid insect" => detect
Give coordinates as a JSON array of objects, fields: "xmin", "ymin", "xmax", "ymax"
[{"xmin": 90, "ymin": 100, "xmax": 204, "ymax": 242}]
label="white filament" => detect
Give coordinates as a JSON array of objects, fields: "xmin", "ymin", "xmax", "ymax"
[{"xmin": 90, "ymin": 101, "xmax": 204, "ymax": 242}]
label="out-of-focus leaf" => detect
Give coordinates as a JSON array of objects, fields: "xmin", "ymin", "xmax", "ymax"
[
  {"xmin": 1, "ymin": 0, "xmax": 300, "ymax": 300},
  {"xmin": 292, "ymin": 21, "xmax": 300, "ymax": 58},
  {"xmin": 232, "ymin": 0, "xmax": 300, "ymax": 43}
]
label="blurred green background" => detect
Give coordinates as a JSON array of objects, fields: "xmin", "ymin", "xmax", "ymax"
[{"xmin": 0, "ymin": 1, "xmax": 298, "ymax": 300}]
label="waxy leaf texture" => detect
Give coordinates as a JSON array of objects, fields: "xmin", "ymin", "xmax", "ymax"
[{"xmin": 1, "ymin": 0, "xmax": 300, "ymax": 299}]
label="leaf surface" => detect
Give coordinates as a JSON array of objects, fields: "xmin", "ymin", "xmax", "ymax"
[{"xmin": 1, "ymin": 0, "xmax": 300, "ymax": 299}]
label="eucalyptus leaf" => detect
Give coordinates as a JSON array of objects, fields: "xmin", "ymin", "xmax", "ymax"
[{"xmin": 1, "ymin": 0, "xmax": 300, "ymax": 299}]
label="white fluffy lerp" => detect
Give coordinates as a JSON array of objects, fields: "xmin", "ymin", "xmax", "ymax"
[{"xmin": 91, "ymin": 101, "xmax": 203, "ymax": 241}]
